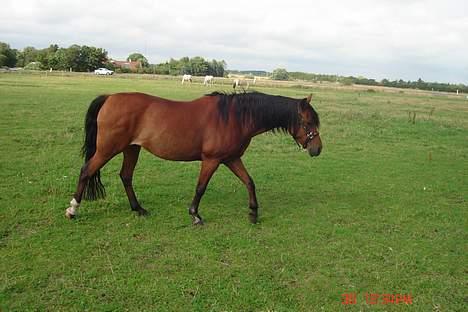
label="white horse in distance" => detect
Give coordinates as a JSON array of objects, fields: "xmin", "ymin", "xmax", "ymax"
[
  {"xmin": 233, "ymin": 77, "xmax": 257, "ymax": 89},
  {"xmin": 203, "ymin": 75, "xmax": 214, "ymax": 86},
  {"xmin": 181, "ymin": 74, "xmax": 192, "ymax": 84}
]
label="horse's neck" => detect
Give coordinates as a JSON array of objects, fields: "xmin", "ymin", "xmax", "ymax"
[
  {"xmin": 246, "ymin": 122, "xmax": 292, "ymax": 138},
  {"xmin": 244, "ymin": 114, "xmax": 297, "ymax": 139}
]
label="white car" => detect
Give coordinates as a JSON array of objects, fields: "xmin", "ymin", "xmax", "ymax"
[{"xmin": 94, "ymin": 68, "xmax": 114, "ymax": 75}]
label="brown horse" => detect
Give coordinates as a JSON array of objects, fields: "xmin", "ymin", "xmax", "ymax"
[{"xmin": 65, "ymin": 91, "xmax": 322, "ymax": 224}]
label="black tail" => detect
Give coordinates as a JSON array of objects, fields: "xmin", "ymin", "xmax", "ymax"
[{"xmin": 81, "ymin": 95, "xmax": 108, "ymax": 200}]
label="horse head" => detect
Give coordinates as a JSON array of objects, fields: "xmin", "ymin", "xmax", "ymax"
[{"xmin": 294, "ymin": 94, "xmax": 322, "ymax": 157}]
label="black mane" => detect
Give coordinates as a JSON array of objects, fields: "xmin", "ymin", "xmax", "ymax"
[{"xmin": 207, "ymin": 91, "xmax": 319, "ymax": 133}]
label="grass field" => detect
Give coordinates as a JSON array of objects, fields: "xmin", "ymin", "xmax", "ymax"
[{"xmin": 0, "ymin": 73, "xmax": 466, "ymax": 311}]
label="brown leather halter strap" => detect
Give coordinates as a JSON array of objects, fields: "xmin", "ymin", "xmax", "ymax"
[
  {"xmin": 301, "ymin": 123, "xmax": 320, "ymax": 149},
  {"xmin": 293, "ymin": 118, "xmax": 319, "ymax": 149}
]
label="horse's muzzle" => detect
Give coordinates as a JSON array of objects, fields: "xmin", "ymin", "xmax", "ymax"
[{"xmin": 308, "ymin": 146, "xmax": 322, "ymax": 157}]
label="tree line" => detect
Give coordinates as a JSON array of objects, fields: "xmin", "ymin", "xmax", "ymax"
[
  {"xmin": 106, "ymin": 53, "xmax": 227, "ymax": 77},
  {"xmin": 1, "ymin": 41, "xmax": 465, "ymax": 92},
  {"xmin": 283, "ymin": 70, "xmax": 467, "ymax": 94},
  {"xmin": 1, "ymin": 42, "xmax": 108, "ymax": 72},
  {"xmin": 233, "ymin": 68, "xmax": 467, "ymax": 94},
  {"xmin": 0, "ymin": 42, "xmax": 226, "ymax": 77},
  {"xmin": 150, "ymin": 57, "xmax": 226, "ymax": 77}
]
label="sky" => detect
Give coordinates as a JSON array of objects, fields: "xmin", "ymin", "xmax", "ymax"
[{"xmin": 1, "ymin": 0, "xmax": 467, "ymax": 84}]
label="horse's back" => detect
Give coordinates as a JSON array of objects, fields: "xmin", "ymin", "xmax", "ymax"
[{"xmin": 96, "ymin": 92, "xmax": 220, "ymax": 161}]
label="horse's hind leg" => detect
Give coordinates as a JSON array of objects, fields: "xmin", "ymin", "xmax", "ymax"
[
  {"xmin": 120, "ymin": 145, "xmax": 147, "ymax": 216},
  {"xmin": 65, "ymin": 152, "xmax": 111, "ymax": 218}
]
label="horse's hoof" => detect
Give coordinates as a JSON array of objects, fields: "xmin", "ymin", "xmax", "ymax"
[
  {"xmin": 249, "ymin": 214, "xmax": 258, "ymax": 224},
  {"xmin": 192, "ymin": 216, "xmax": 204, "ymax": 226},
  {"xmin": 136, "ymin": 208, "xmax": 149, "ymax": 216},
  {"xmin": 65, "ymin": 209, "xmax": 76, "ymax": 219}
]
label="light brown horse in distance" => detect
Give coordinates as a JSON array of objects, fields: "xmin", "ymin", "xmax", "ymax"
[{"xmin": 66, "ymin": 91, "xmax": 322, "ymax": 224}]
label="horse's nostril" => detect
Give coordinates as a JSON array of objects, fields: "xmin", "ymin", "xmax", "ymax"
[{"xmin": 317, "ymin": 147, "xmax": 322, "ymax": 155}]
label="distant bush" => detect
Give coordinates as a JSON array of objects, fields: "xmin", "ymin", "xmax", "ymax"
[
  {"xmin": 341, "ymin": 78, "xmax": 354, "ymax": 86},
  {"xmin": 271, "ymin": 68, "xmax": 290, "ymax": 81},
  {"xmin": 24, "ymin": 61, "xmax": 43, "ymax": 70},
  {"xmin": 115, "ymin": 67, "xmax": 132, "ymax": 74},
  {"xmin": 104, "ymin": 62, "xmax": 115, "ymax": 71}
]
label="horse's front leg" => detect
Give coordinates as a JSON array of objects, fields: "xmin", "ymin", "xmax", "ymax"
[
  {"xmin": 189, "ymin": 159, "xmax": 220, "ymax": 225},
  {"xmin": 225, "ymin": 158, "xmax": 259, "ymax": 224}
]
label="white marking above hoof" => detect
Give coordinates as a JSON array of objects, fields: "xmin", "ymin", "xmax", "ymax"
[
  {"xmin": 65, "ymin": 198, "xmax": 79, "ymax": 219},
  {"xmin": 65, "ymin": 207, "xmax": 76, "ymax": 219},
  {"xmin": 192, "ymin": 216, "xmax": 204, "ymax": 225}
]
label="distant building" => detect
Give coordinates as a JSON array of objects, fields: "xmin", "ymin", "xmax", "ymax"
[{"xmin": 110, "ymin": 60, "xmax": 142, "ymax": 71}]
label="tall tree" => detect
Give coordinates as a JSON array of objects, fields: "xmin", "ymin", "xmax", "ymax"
[
  {"xmin": 190, "ymin": 56, "xmax": 209, "ymax": 76},
  {"xmin": 78, "ymin": 46, "xmax": 108, "ymax": 71},
  {"xmin": 66, "ymin": 45, "xmax": 81, "ymax": 71},
  {"xmin": 0, "ymin": 42, "xmax": 18, "ymax": 67},
  {"xmin": 127, "ymin": 53, "xmax": 148, "ymax": 67},
  {"xmin": 271, "ymin": 68, "xmax": 290, "ymax": 80},
  {"xmin": 209, "ymin": 59, "xmax": 226, "ymax": 77},
  {"xmin": 16, "ymin": 46, "xmax": 38, "ymax": 67},
  {"xmin": 179, "ymin": 56, "xmax": 191, "ymax": 74},
  {"xmin": 48, "ymin": 48, "xmax": 68, "ymax": 70}
]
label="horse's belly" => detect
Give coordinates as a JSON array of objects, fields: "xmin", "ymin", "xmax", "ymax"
[{"xmin": 132, "ymin": 134, "xmax": 202, "ymax": 161}]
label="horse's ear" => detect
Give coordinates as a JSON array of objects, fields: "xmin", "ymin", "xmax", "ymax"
[
  {"xmin": 299, "ymin": 94, "xmax": 312, "ymax": 111},
  {"xmin": 299, "ymin": 98, "xmax": 308, "ymax": 112}
]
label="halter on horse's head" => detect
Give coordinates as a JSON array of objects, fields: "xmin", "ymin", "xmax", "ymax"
[{"xmin": 294, "ymin": 94, "xmax": 322, "ymax": 157}]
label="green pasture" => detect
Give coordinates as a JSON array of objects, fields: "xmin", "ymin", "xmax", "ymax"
[{"xmin": 0, "ymin": 73, "xmax": 466, "ymax": 311}]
